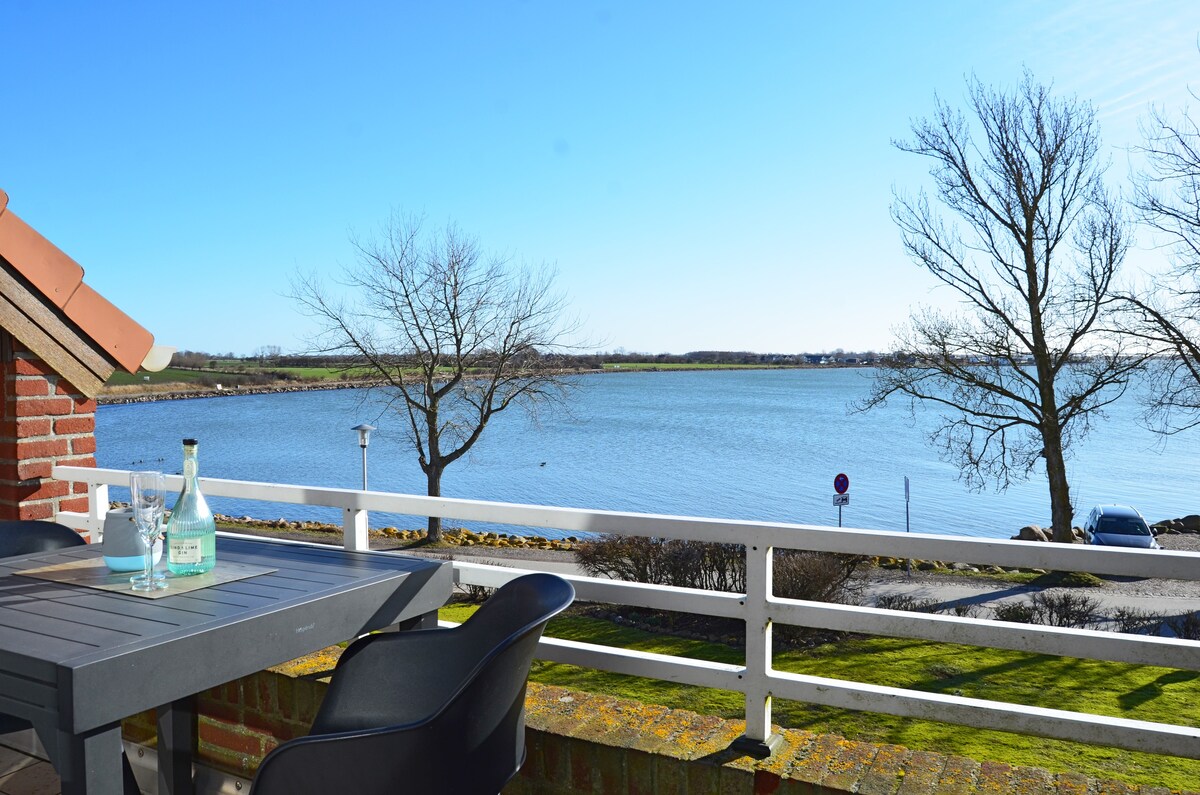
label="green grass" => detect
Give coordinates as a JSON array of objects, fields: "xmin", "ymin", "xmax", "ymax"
[
  {"xmin": 104, "ymin": 368, "xmax": 215, "ymax": 386},
  {"xmin": 439, "ymin": 603, "xmax": 1200, "ymax": 789}
]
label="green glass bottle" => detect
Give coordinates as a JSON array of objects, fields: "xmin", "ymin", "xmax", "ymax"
[{"xmin": 166, "ymin": 438, "xmax": 217, "ymax": 575}]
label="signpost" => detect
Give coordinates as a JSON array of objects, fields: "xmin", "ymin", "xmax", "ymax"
[{"xmin": 833, "ymin": 473, "xmax": 850, "ymax": 527}]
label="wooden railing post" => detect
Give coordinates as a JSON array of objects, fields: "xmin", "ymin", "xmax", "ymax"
[{"xmin": 732, "ymin": 542, "xmax": 783, "ymax": 757}]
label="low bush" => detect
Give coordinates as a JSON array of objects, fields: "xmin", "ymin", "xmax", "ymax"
[
  {"xmin": 1029, "ymin": 592, "xmax": 1101, "ymax": 628},
  {"xmin": 1110, "ymin": 607, "xmax": 1165, "ymax": 635},
  {"xmin": 875, "ymin": 594, "xmax": 942, "ymax": 613},
  {"xmin": 1165, "ymin": 612, "xmax": 1200, "ymax": 640},
  {"xmin": 993, "ymin": 601, "xmax": 1040, "ymax": 624},
  {"xmin": 575, "ymin": 535, "xmax": 865, "ymax": 604}
]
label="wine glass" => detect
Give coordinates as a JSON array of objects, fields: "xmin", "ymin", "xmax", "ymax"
[{"xmin": 129, "ymin": 471, "xmax": 167, "ymax": 591}]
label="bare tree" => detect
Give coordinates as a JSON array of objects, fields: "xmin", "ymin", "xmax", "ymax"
[
  {"xmin": 859, "ymin": 74, "xmax": 1142, "ymax": 542},
  {"xmin": 1126, "ymin": 100, "xmax": 1200, "ymax": 434},
  {"xmin": 293, "ymin": 214, "xmax": 578, "ymax": 542}
]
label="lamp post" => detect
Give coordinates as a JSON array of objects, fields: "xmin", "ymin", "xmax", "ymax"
[{"xmin": 351, "ymin": 424, "xmax": 375, "ymax": 490}]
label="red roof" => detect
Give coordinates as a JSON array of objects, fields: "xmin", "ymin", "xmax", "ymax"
[{"xmin": 0, "ymin": 189, "xmax": 154, "ymax": 377}]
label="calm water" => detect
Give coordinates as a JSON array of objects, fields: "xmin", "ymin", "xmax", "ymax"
[{"xmin": 95, "ymin": 369, "xmax": 1200, "ymax": 540}]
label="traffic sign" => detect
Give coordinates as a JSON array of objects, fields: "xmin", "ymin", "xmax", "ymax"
[
  {"xmin": 833, "ymin": 493, "xmax": 850, "ymax": 506},
  {"xmin": 834, "ymin": 473, "xmax": 849, "ymax": 494}
]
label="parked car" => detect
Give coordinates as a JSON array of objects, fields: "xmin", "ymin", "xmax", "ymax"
[{"xmin": 1082, "ymin": 505, "xmax": 1160, "ymax": 549}]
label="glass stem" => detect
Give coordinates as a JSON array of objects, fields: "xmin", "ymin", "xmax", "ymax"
[{"xmin": 143, "ymin": 525, "xmax": 155, "ymax": 582}]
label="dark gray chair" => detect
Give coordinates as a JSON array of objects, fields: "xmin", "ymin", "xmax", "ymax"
[
  {"xmin": 0, "ymin": 520, "xmax": 141, "ymax": 794},
  {"xmin": 250, "ymin": 572, "xmax": 575, "ymax": 795}
]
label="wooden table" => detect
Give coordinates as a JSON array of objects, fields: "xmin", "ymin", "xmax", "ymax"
[{"xmin": 0, "ymin": 535, "xmax": 452, "ymax": 795}]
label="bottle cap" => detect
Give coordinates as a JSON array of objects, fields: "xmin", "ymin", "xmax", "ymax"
[{"xmin": 183, "ymin": 438, "xmax": 198, "ymax": 446}]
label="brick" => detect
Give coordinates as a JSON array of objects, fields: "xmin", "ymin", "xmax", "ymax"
[
  {"xmin": 1054, "ymin": 772, "xmax": 1091, "ymax": 794},
  {"xmin": 685, "ymin": 757, "xmax": 719, "ymax": 794},
  {"xmin": 72, "ymin": 396, "xmax": 97, "ymax": 413},
  {"xmin": 17, "ymin": 438, "xmax": 69, "ymax": 458},
  {"xmin": 17, "ymin": 502, "xmax": 53, "ymax": 520},
  {"xmin": 626, "ymin": 749, "xmax": 655, "ymax": 795},
  {"xmin": 15, "ymin": 397, "xmax": 74, "ymax": 417},
  {"xmin": 34, "ymin": 479, "xmax": 70, "ymax": 499},
  {"xmin": 594, "ymin": 742, "xmax": 626, "ymax": 794},
  {"xmin": 198, "ymin": 697, "xmax": 243, "ymax": 725},
  {"xmin": 933, "ymin": 758, "xmax": 980, "ymax": 794},
  {"xmin": 774, "ymin": 781, "xmax": 817, "ymax": 795},
  {"xmin": 13, "ymin": 358, "xmax": 53, "ymax": 377},
  {"xmin": 275, "ymin": 675, "xmax": 296, "ymax": 721},
  {"xmin": 519, "ymin": 730, "xmax": 547, "ymax": 787},
  {"xmin": 896, "ymin": 750, "xmax": 947, "ymax": 795},
  {"xmin": 820, "ymin": 737, "xmax": 878, "ymax": 792},
  {"xmin": 16, "ymin": 418, "xmax": 53, "ymax": 438},
  {"xmin": 1011, "ymin": 765, "xmax": 1054, "ymax": 794},
  {"xmin": 16, "ymin": 460, "xmax": 51, "ymax": 480},
  {"xmin": 750, "ymin": 769, "xmax": 782, "ymax": 794},
  {"xmin": 57, "ymin": 496, "xmax": 90, "ymax": 514},
  {"xmin": 858, "ymin": 744, "xmax": 910, "ymax": 795},
  {"xmin": 653, "ymin": 756, "xmax": 688, "ymax": 795},
  {"xmin": 54, "ymin": 416, "xmax": 94, "ymax": 435},
  {"xmin": 788, "ymin": 733, "xmax": 843, "ymax": 784},
  {"xmin": 56, "ymin": 455, "xmax": 95, "ymax": 469},
  {"xmin": 540, "ymin": 730, "xmax": 570, "ymax": 786},
  {"xmin": 198, "ymin": 717, "xmax": 267, "ymax": 757},
  {"xmin": 715, "ymin": 766, "xmax": 751, "ymax": 794},
  {"xmin": 13, "ymin": 379, "xmax": 48, "ymax": 396},
  {"xmin": 567, "ymin": 737, "xmax": 595, "ymax": 791},
  {"xmin": 974, "ymin": 759, "xmax": 1013, "ymax": 794}
]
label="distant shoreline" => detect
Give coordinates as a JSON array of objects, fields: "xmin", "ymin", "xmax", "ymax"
[{"xmin": 97, "ymin": 364, "xmax": 866, "ymax": 405}]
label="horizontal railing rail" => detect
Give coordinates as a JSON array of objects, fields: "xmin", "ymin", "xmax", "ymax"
[{"xmin": 53, "ymin": 465, "xmax": 1200, "ymax": 759}]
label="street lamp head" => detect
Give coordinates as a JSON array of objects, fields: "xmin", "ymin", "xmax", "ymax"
[{"xmin": 352, "ymin": 423, "xmax": 376, "ymax": 448}]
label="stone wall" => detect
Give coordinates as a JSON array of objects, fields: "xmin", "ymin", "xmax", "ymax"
[{"xmin": 119, "ymin": 645, "xmax": 1190, "ymax": 795}]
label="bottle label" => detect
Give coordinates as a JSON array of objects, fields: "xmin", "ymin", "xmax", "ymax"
[{"xmin": 170, "ymin": 538, "xmax": 202, "ymax": 564}]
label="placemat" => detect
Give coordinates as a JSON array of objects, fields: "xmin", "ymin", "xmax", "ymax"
[{"xmin": 16, "ymin": 558, "xmax": 277, "ymax": 599}]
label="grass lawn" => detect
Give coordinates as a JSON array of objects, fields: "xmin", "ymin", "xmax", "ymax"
[
  {"xmin": 104, "ymin": 368, "xmax": 214, "ymax": 386},
  {"xmin": 439, "ymin": 603, "xmax": 1200, "ymax": 789}
]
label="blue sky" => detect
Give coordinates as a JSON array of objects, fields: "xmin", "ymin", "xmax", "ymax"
[{"xmin": 5, "ymin": 1, "xmax": 1200, "ymax": 356}]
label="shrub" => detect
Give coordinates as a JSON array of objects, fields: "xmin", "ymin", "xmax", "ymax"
[
  {"xmin": 1030, "ymin": 592, "xmax": 1100, "ymax": 628},
  {"xmin": 575, "ymin": 536, "xmax": 745, "ymax": 591},
  {"xmin": 773, "ymin": 549, "xmax": 865, "ymax": 604},
  {"xmin": 575, "ymin": 535, "xmax": 864, "ymax": 604},
  {"xmin": 993, "ymin": 601, "xmax": 1040, "ymax": 624},
  {"xmin": 874, "ymin": 594, "xmax": 942, "ymax": 613},
  {"xmin": 1110, "ymin": 607, "xmax": 1165, "ymax": 635},
  {"xmin": 1165, "ymin": 612, "xmax": 1200, "ymax": 640}
]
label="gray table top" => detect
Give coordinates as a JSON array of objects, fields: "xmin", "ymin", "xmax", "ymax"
[{"xmin": 0, "ymin": 536, "xmax": 452, "ymax": 733}]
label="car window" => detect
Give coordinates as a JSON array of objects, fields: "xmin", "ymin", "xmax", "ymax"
[{"xmin": 1097, "ymin": 517, "xmax": 1150, "ymax": 536}]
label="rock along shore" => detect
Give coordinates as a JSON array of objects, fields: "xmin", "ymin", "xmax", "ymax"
[{"xmin": 98, "ymin": 380, "xmax": 367, "ymax": 405}]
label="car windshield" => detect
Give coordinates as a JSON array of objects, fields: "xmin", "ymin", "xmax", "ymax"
[{"xmin": 1097, "ymin": 517, "xmax": 1150, "ymax": 536}]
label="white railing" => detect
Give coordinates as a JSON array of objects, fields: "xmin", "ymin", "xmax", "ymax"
[{"xmin": 53, "ymin": 465, "xmax": 1200, "ymax": 759}]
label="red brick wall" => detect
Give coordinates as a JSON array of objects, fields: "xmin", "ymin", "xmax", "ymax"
[{"xmin": 0, "ymin": 337, "xmax": 96, "ymax": 522}]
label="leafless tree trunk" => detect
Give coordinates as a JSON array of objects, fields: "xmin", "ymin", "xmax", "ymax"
[
  {"xmin": 293, "ymin": 215, "xmax": 578, "ymax": 542},
  {"xmin": 858, "ymin": 73, "xmax": 1142, "ymax": 543},
  {"xmin": 1127, "ymin": 100, "xmax": 1200, "ymax": 434}
]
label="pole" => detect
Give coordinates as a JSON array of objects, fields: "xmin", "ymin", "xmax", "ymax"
[
  {"xmin": 838, "ymin": 505, "xmax": 842, "ymax": 528},
  {"xmin": 361, "ymin": 445, "xmax": 368, "ymax": 490},
  {"xmin": 904, "ymin": 476, "xmax": 911, "ymax": 577}
]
